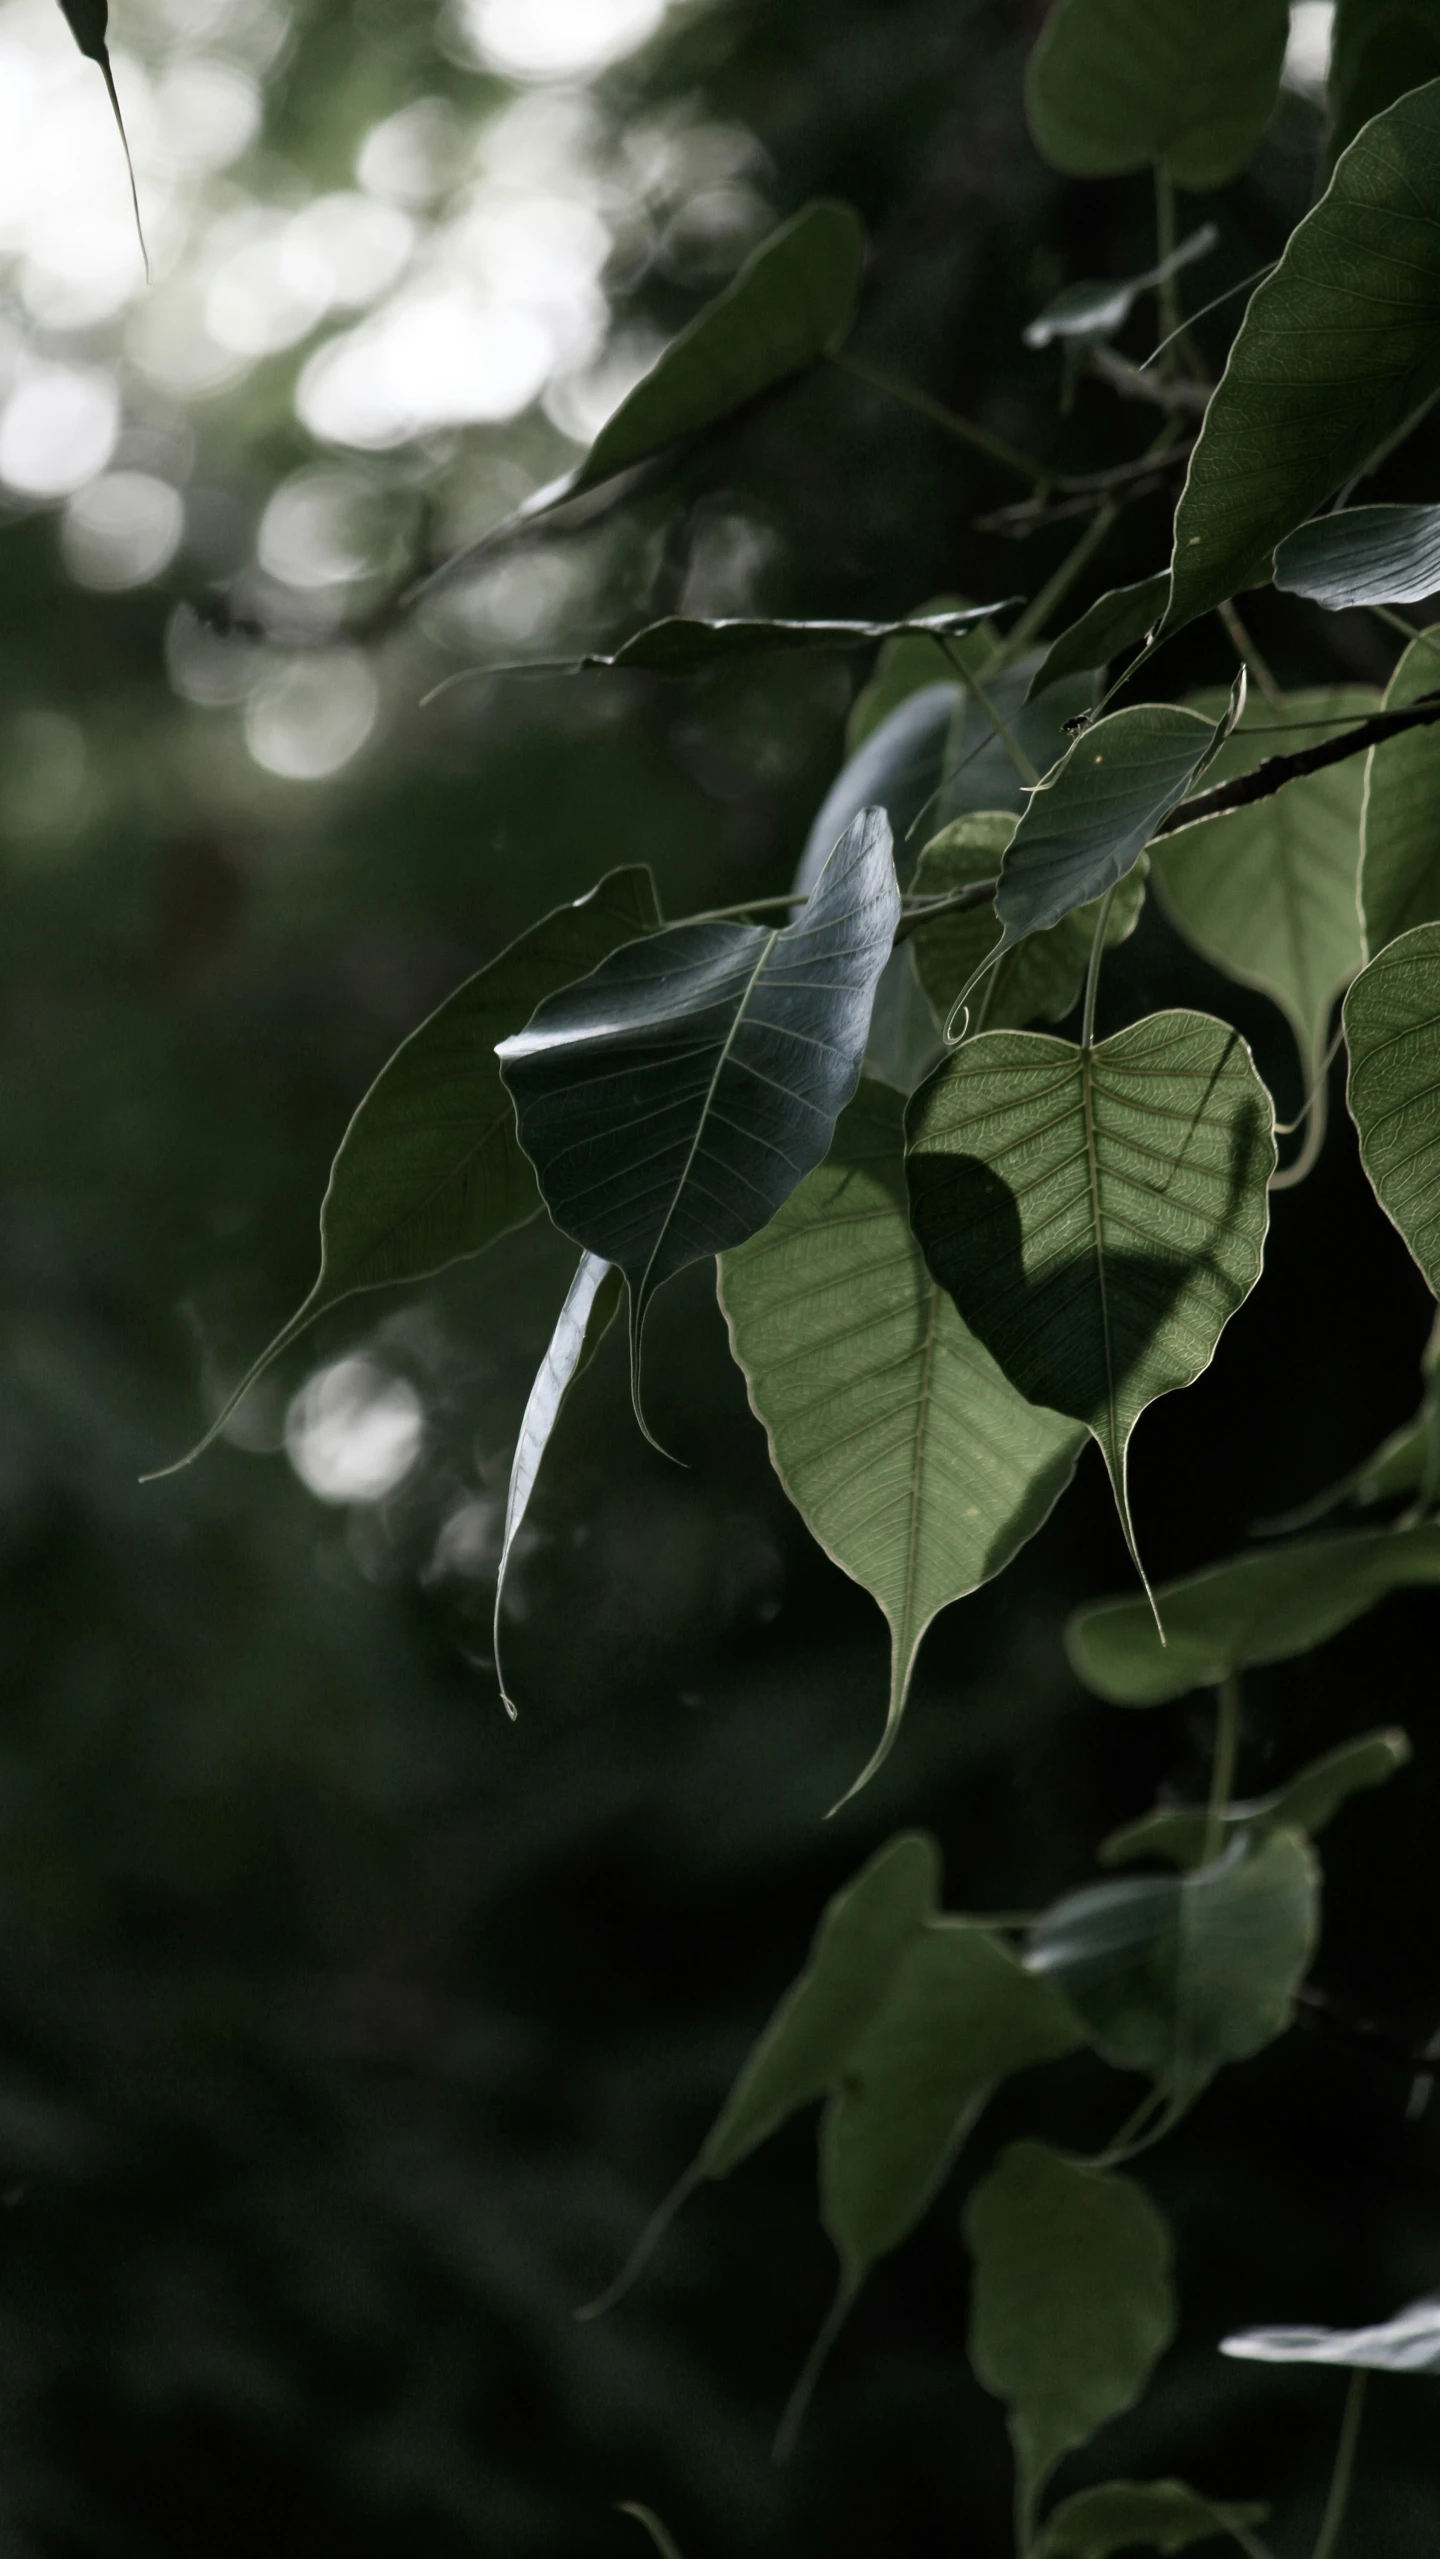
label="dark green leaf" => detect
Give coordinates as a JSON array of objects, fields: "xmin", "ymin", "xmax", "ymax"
[
  {"xmin": 905, "ymin": 1012, "xmax": 1274, "ymax": 1585},
  {"xmin": 1223, "ymin": 2297, "xmax": 1440, "ymax": 2371},
  {"xmin": 1359, "ymin": 634, "xmax": 1440, "ymax": 955},
  {"xmin": 1027, "ymin": 1834, "xmax": 1318, "ymax": 2103},
  {"xmin": 499, "ymin": 810, "xmax": 900, "ymax": 1427},
  {"xmin": 1067, "ymin": 1524, "xmax": 1440, "ymax": 1704},
  {"xmin": 1025, "ymin": 0, "xmax": 1289, "ymax": 185},
  {"xmin": 147, "ymin": 867, "xmax": 659, "ymax": 1478},
  {"xmin": 462, "ymin": 608, "xmax": 1008, "ymax": 681},
  {"xmin": 990, "ymin": 703, "xmax": 1222, "ymax": 955},
  {"xmin": 911, "ymin": 814, "xmax": 1146, "ymax": 1034},
  {"xmin": 846, "ymin": 597, "xmax": 983, "ymax": 752},
  {"xmin": 1274, "ymin": 504, "xmax": 1440, "ymax": 611},
  {"xmin": 1329, "ymin": 0, "xmax": 1440, "ymax": 162},
  {"xmin": 1023, "ymin": 577, "xmax": 1171, "ymax": 705},
  {"xmin": 1100, "ymin": 1727, "xmax": 1411, "ymax": 1869},
  {"xmin": 1165, "ymin": 80, "xmax": 1440, "ymax": 634},
  {"xmin": 965, "ymin": 2141, "xmax": 1175, "ymax": 2522},
  {"xmin": 1024, "ymin": 230, "xmax": 1218, "ymax": 349},
  {"xmin": 1345, "ymin": 920, "xmax": 1440, "ymax": 1288},
  {"xmin": 1038, "ymin": 2478, "xmax": 1270, "ymax": 2557},
  {"xmin": 493, "ymin": 1253, "xmax": 622, "ymax": 1715},
  {"xmin": 719, "ymin": 1081, "xmax": 1082, "ymax": 1797}
]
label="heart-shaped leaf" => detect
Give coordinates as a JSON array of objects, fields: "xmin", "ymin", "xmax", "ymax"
[
  {"xmin": 1222, "ymin": 2297, "xmax": 1440, "ymax": 2372},
  {"xmin": 1027, "ymin": 1834, "xmax": 1318, "ymax": 2105},
  {"xmin": 911, "ymin": 814, "xmax": 1147, "ymax": 1035},
  {"xmin": 1067, "ymin": 1524, "xmax": 1440, "ymax": 1704},
  {"xmin": 965, "ymin": 2141, "xmax": 1176, "ymax": 2529},
  {"xmin": 1359, "ymin": 634, "xmax": 1440, "ymax": 957},
  {"xmin": 1025, "ymin": 0, "xmax": 1288, "ymax": 185},
  {"xmin": 499, "ymin": 810, "xmax": 900, "ymax": 1428},
  {"xmin": 1274, "ymin": 504, "xmax": 1440, "ymax": 611},
  {"xmin": 1023, "ymin": 576, "xmax": 1171, "ymax": 705},
  {"xmin": 906, "ymin": 1012, "xmax": 1275, "ymax": 1588},
  {"xmin": 1038, "ymin": 2479, "xmax": 1270, "ymax": 2557},
  {"xmin": 1345, "ymin": 920, "xmax": 1440, "ymax": 1289},
  {"xmin": 1165, "ymin": 80, "xmax": 1440, "ymax": 634},
  {"xmin": 719, "ymin": 1079, "xmax": 1082, "ymax": 1796},
  {"xmin": 492, "ymin": 1252, "xmax": 622, "ymax": 1714},
  {"xmin": 1100, "ymin": 1727, "xmax": 1411, "ymax": 1869},
  {"xmin": 1024, "ymin": 231, "xmax": 1218, "ymax": 350}
]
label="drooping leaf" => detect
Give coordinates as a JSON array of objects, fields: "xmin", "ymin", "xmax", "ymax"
[
  {"xmin": 456, "ymin": 607, "xmax": 1008, "ymax": 682},
  {"xmin": 1150, "ymin": 688, "xmax": 1373, "ymax": 1081},
  {"xmin": 1274, "ymin": 504, "xmax": 1440, "ymax": 611},
  {"xmin": 1023, "ymin": 577, "xmax": 1171, "ymax": 705},
  {"xmin": 1222, "ymin": 2297, "xmax": 1440, "ymax": 2372},
  {"xmin": 1067, "ymin": 1523, "xmax": 1440, "ymax": 1704},
  {"xmin": 499, "ymin": 810, "xmax": 900, "ymax": 1426},
  {"xmin": 911, "ymin": 815, "xmax": 1147, "ymax": 1035},
  {"xmin": 989, "ymin": 703, "xmax": 1223, "ymax": 957},
  {"xmin": 1038, "ymin": 2478, "xmax": 1270, "ymax": 2557},
  {"xmin": 1329, "ymin": 0, "xmax": 1440, "ymax": 163},
  {"xmin": 1345, "ymin": 920, "xmax": 1440, "ymax": 1289},
  {"xmin": 1165, "ymin": 80, "xmax": 1440, "ymax": 634},
  {"xmin": 965, "ymin": 2142, "xmax": 1176, "ymax": 2527},
  {"xmin": 905, "ymin": 1012, "xmax": 1275, "ymax": 1583},
  {"xmin": 718, "ymin": 1080, "xmax": 1082, "ymax": 1796},
  {"xmin": 492, "ymin": 1253, "xmax": 622, "ymax": 1714},
  {"xmin": 57, "ymin": 0, "xmax": 146, "ymax": 271},
  {"xmin": 1027, "ymin": 1834, "xmax": 1318, "ymax": 2104},
  {"xmin": 1100, "ymin": 1727, "xmax": 1411, "ymax": 1869},
  {"xmin": 147, "ymin": 867, "xmax": 660, "ymax": 1478},
  {"xmin": 1025, "ymin": 0, "xmax": 1289, "ymax": 185},
  {"xmin": 1359, "ymin": 633, "xmax": 1440, "ymax": 956}
]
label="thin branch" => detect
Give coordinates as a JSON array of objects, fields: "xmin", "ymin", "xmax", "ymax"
[
  {"xmin": 892, "ymin": 879, "xmax": 999, "ymax": 943},
  {"xmin": 1156, "ymin": 691, "xmax": 1440, "ymax": 834}
]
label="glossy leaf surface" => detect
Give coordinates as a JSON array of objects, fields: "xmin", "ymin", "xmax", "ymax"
[
  {"xmin": 1274, "ymin": 504, "xmax": 1440, "ymax": 610},
  {"xmin": 719, "ymin": 1081, "xmax": 1082, "ymax": 1795},
  {"xmin": 500, "ymin": 810, "xmax": 900, "ymax": 1414},
  {"xmin": 1023, "ymin": 575, "xmax": 1170, "ymax": 704},
  {"xmin": 1359, "ymin": 634, "xmax": 1440, "ymax": 956},
  {"xmin": 1223, "ymin": 2297, "xmax": 1440, "ymax": 2372},
  {"xmin": 492, "ymin": 1253, "xmax": 621, "ymax": 1713},
  {"xmin": 993, "ymin": 704, "xmax": 1219, "ymax": 950},
  {"xmin": 1166, "ymin": 81, "xmax": 1440, "ymax": 633},
  {"xmin": 1068, "ymin": 1524, "xmax": 1440, "ymax": 1704},
  {"xmin": 1024, "ymin": 0, "xmax": 1288, "ymax": 184},
  {"xmin": 1038, "ymin": 2479, "xmax": 1269, "ymax": 2557},
  {"xmin": 1100, "ymin": 1728, "xmax": 1410, "ymax": 1869},
  {"xmin": 911, "ymin": 815, "xmax": 1146, "ymax": 1034},
  {"xmin": 906, "ymin": 1013, "xmax": 1274, "ymax": 1577},
  {"xmin": 1345, "ymin": 921, "xmax": 1440, "ymax": 1290},
  {"xmin": 966, "ymin": 2141, "xmax": 1175, "ymax": 2519}
]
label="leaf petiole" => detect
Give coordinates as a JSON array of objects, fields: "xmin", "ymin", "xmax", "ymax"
[{"xmin": 1310, "ymin": 2370, "xmax": 1367, "ymax": 2559}]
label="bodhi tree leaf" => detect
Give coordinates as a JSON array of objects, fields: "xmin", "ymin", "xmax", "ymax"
[
  {"xmin": 1223, "ymin": 2297, "xmax": 1440, "ymax": 2372},
  {"xmin": 1359, "ymin": 634, "xmax": 1440, "ymax": 956},
  {"xmin": 1165, "ymin": 81, "xmax": 1440, "ymax": 635},
  {"xmin": 147, "ymin": 866, "xmax": 660, "ymax": 1478},
  {"xmin": 718, "ymin": 1080, "xmax": 1082, "ymax": 1797},
  {"xmin": 492, "ymin": 1253, "xmax": 622, "ymax": 1715},
  {"xmin": 1037, "ymin": 2479, "xmax": 1269, "ymax": 2556},
  {"xmin": 1345, "ymin": 921, "xmax": 1440, "ymax": 1289},
  {"xmin": 1274, "ymin": 505, "xmax": 1440, "ymax": 611},
  {"xmin": 1023, "ymin": 576, "xmax": 1171, "ymax": 705},
  {"xmin": 499, "ymin": 809, "xmax": 900, "ymax": 1429},
  {"xmin": 1150, "ymin": 688, "xmax": 1374, "ymax": 1081},
  {"xmin": 1024, "ymin": 231, "xmax": 1217, "ymax": 350},
  {"xmin": 57, "ymin": 0, "xmax": 145, "ymax": 267},
  {"xmin": 1026, "ymin": 1833, "xmax": 1318, "ymax": 2105},
  {"xmin": 1329, "ymin": 0, "xmax": 1440, "ymax": 163},
  {"xmin": 905, "ymin": 1012, "xmax": 1275, "ymax": 1587},
  {"xmin": 1100, "ymin": 1727, "xmax": 1411, "ymax": 1869},
  {"xmin": 1025, "ymin": 0, "xmax": 1289, "ymax": 186},
  {"xmin": 911, "ymin": 814, "xmax": 1147, "ymax": 1035},
  {"xmin": 1067, "ymin": 1524, "xmax": 1440, "ymax": 1704},
  {"xmin": 965, "ymin": 2141, "xmax": 1176, "ymax": 2530}
]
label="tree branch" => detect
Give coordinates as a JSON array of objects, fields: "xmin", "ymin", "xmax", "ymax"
[{"xmin": 1157, "ymin": 690, "xmax": 1440, "ymax": 834}]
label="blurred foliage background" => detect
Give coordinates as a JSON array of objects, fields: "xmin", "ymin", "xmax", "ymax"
[{"xmin": 4, "ymin": 0, "xmax": 1440, "ymax": 2549}]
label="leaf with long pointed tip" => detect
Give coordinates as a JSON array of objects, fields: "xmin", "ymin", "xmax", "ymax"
[
  {"xmin": 1223, "ymin": 2296, "xmax": 1440, "ymax": 2372},
  {"xmin": 1100, "ymin": 1727, "xmax": 1411, "ymax": 1869},
  {"xmin": 57, "ymin": 0, "xmax": 147, "ymax": 275},
  {"xmin": 499, "ymin": 810, "xmax": 900, "ymax": 1435},
  {"xmin": 1164, "ymin": 80, "xmax": 1440, "ymax": 636},
  {"xmin": 1025, "ymin": 0, "xmax": 1289, "ymax": 185},
  {"xmin": 1359, "ymin": 634, "xmax": 1440, "ymax": 957},
  {"xmin": 493, "ymin": 1253, "xmax": 622, "ymax": 1716},
  {"xmin": 718, "ymin": 1080, "xmax": 1082, "ymax": 1800},
  {"xmin": 1275, "ymin": 504, "xmax": 1440, "ymax": 611},
  {"xmin": 1068, "ymin": 1524, "xmax": 1440, "ymax": 1705},
  {"xmin": 1345, "ymin": 920, "xmax": 1440, "ymax": 1289},
  {"xmin": 1037, "ymin": 2478, "xmax": 1270, "ymax": 2556},
  {"xmin": 437, "ymin": 607, "xmax": 1010, "ymax": 689},
  {"xmin": 905, "ymin": 1012, "xmax": 1275, "ymax": 1598},
  {"xmin": 145, "ymin": 867, "xmax": 659, "ymax": 1479},
  {"xmin": 910, "ymin": 814, "xmax": 1147, "ymax": 1036},
  {"xmin": 1024, "ymin": 230, "xmax": 1218, "ymax": 350},
  {"xmin": 1023, "ymin": 575, "xmax": 1170, "ymax": 704}
]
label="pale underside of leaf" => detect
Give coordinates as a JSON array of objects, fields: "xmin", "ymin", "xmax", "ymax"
[
  {"xmin": 1274, "ymin": 502, "xmax": 1440, "ymax": 611},
  {"xmin": 493, "ymin": 1251, "xmax": 621, "ymax": 1716}
]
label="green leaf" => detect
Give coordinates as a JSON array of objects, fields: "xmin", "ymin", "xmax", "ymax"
[
  {"xmin": 1359, "ymin": 634, "xmax": 1440, "ymax": 956},
  {"xmin": 1345, "ymin": 919, "xmax": 1440, "ymax": 1288},
  {"xmin": 499, "ymin": 811, "xmax": 900, "ymax": 1430},
  {"xmin": 1023, "ymin": 577, "xmax": 1171, "ymax": 706},
  {"xmin": 1165, "ymin": 80, "xmax": 1440, "ymax": 634},
  {"xmin": 1027, "ymin": 1833, "xmax": 1318, "ymax": 2103},
  {"xmin": 1024, "ymin": 230, "xmax": 1218, "ymax": 350},
  {"xmin": 846, "ymin": 596, "xmax": 984, "ymax": 752},
  {"xmin": 965, "ymin": 2141, "xmax": 1176, "ymax": 2526},
  {"xmin": 1038, "ymin": 2478, "xmax": 1270, "ymax": 2557},
  {"xmin": 1150, "ymin": 688, "xmax": 1373, "ymax": 1080},
  {"xmin": 56, "ymin": 0, "xmax": 145, "ymax": 272},
  {"xmin": 989, "ymin": 703, "xmax": 1223, "ymax": 958},
  {"xmin": 1329, "ymin": 0, "xmax": 1440, "ymax": 163},
  {"xmin": 905, "ymin": 1012, "xmax": 1275, "ymax": 1587},
  {"xmin": 1100, "ymin": 1726, "xmax": 1411, "ymax": 1869},
  {"xmin": 911, "ymin": 815, "xmax": 1147, "ymax": 1034},
  {"xmin": 465, "ymin": 607, "xmax": 1008, "ymax": 680},
  {"xmin": 1067, "ymin": 1523, "xmax": 1440, "ymax": 1704},
  {"xmin": 1025, "ymin": 0, "xmax": 1289, "ymax": 185},
  {"xmin": 1274, "ymin": 504, "xmax": 1440, "ymax": 611},
  {"xmin": 1222, "ymin": 2297, "xmax": 1440, "ymax": 2371},
  {"xmin": 492, "ymin": 1253, "xmax": 622, "ymax": 1715},
  {"xmin": 718, "ymin": 1080, "xmax": 1082, "ymax": 1797},
  {"xmin": 147, "ymin": 867, "xmax": 660, "ymax": 1478}
]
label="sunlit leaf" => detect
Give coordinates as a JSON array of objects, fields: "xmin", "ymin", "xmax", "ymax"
[
  {"xmin": 1274, "ymin": 504, "xmax": 1440, "ymax": 611},
  {"xmin": 57, "ymin": 0, "xmax": 146, "ymax": 270},
  {"xmin": 1038, "ymin": 2479, "xmax": 1270, "ymax": 2557},
  {"xmin": 1100, "ymin": 1727, "xmax": 1411, "ymax": 1869},
  {"xmin": 1222, "ymin": 2297, "xmax": 1440, "ymax": 2371},
  {"xmin": 965, "ymin": 2141, "xmax": 1175, "ymax": 2527},
  {"xmin": 147, "ymin": 867, "xmax": 660, "ymax": 1478},
  {"xmin": 500, "ymin": 811, "xmax": 900, "ymax": 1430},
  {"xmin": 1025, "ymin": 0, "xmax": 1288, "ymax": 185},
  {"xmin": 906, "ymin": 1012, "xmax": 1274, "ymax": 1585},
  {"xmin": 911, "ymin": 814, "xmax": 1146, "ymax": 1035},
  {"xmin": 719, "ymin": 1080, "xmax": 1082, "ymax": 1796},
  {"xmin": 1027, "ymin": 1833, "xmax": 1318, "ymax": 2104},
  {"xmin": 1165, "ymin": 80, "xmax": 1440, "ymax": 634},
  {"xmin": 1024, "ymin": 231, "xmax": 1217, "ymax": 350},
  {"xmin": 1345, "ymin": 920, "xmax": 1440, "ymax": 1289},
  {"xmin": 989, "ymin": 703, "xmax": 1222, "ymax": 957},
  {"xmin": 492, "ymin": 1252, "xmax": 622, "ymax": 1715},
  {"xmin": 1359, "ymin": 633, "xmax": 1440, "ymax": 956},
  {"xmin": 1067, "ymin": 1524, "xmax": 1440, "ymax": 1704},
  {"xmin": 1023, "ymin": 576, "xmax": 1170, "ymax": 705},
  {"xmin": 1329, "ymin": 0, "xmax": 1440, "ymax": 162}
]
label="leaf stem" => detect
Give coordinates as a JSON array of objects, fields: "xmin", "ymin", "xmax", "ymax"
[
  {"xmin": 1154, "ymin": 169, "xmax": 1182, "ymax": 350},
  {"xmin": 940, "ymin": 636, "xmax": 1040, "ymax": 786},
  {"xmin": 1004, "ymin": 502, "xmax": 1121, "ymax": 654},
  {"xmin": 829, "ymin": 349, "xmax": 1051, "ymax": 485},
  {"xmin": 1310, "ymin": 2370, "xmax": 1367, "ymax": 2559},
  {"xmin": 1204, "ymin": 1670, "xmax": 1242, "ymax": 1863},
  {"xmin": 1080, "ymin": 883, "xmax": 1117, "ymax": 1051},
  {"xmin": 1219, "ymin": 600, "xmax": 1283, "ymax": 708}
]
